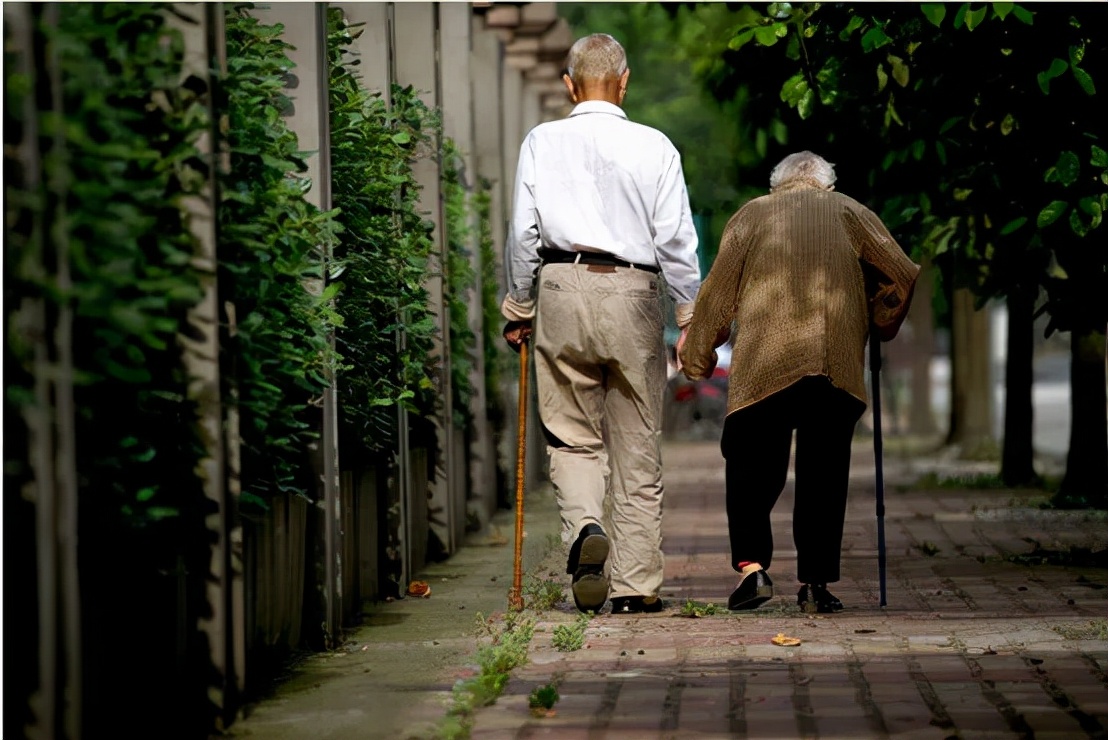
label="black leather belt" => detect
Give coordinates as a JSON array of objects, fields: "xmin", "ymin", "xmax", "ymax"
[{"xmin": 538, "ymin": 247, "xmax": 660, "ymax": 274}]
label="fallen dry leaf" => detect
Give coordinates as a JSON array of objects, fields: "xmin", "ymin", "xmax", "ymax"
[
  {"xmin": 771, "ymin": 633, "xmax": 801, "ymax": 647},
  {"xmin": 407, "ymin": 580, "xmax": 432, "ymax": 598}
]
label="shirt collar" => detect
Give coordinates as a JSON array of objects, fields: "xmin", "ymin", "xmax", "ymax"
[{"xmin": 569, "ymin": 100, "xmax": 628, "ymax": 119}]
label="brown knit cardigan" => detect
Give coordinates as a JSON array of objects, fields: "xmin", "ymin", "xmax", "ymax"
[{"xmin": 679, "ymin": 180, "xmax": 920, "ymax": 414}]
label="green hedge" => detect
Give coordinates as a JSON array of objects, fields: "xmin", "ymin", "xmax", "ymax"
[
  {"xmin": 221, "ymin": 6, "xmax": 341, "ymax": 510},
  {"xmin": 326, "ymin": 8, "xmax": 438, "ymax": 456}
]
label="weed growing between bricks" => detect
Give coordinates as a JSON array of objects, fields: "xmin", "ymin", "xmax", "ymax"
[
  {"xmin": 436, "ymin": 611, "xmax": 536, "ymax": 739},
  {"xmin": 523, "ymin": 576, "xmax": 565, "ymax": 610},
  {"xmin": 679, "ymin": 599, "xmax": 721, "ymax": 617},
  {"xmin": 552, "ymin": 613, "xmax": 591, "ymax": 652},
  {"xmin": 1052, "ymin": 618, "xmax": 1108, "ymax": 640}
]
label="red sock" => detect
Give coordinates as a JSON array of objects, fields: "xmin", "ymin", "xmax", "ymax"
[{"xmin": 737, "ymin": 561, "xmax": 754, "ymax": 569}]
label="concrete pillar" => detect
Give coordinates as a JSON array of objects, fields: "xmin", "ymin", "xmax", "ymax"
[
  {"xmin": 441, "ymin": 3, "xmax": 498, "ymax": 531},
  {"xmin": 337, "ymin": 2, "xmax": 391, "ymax": 98},
  {"xmin": 393, "ymin": 2, "xmax": 459, "ymax": 557},
  {"xmin": 253, "ymin": 1, "xmax": 343, "ymax": 647}
]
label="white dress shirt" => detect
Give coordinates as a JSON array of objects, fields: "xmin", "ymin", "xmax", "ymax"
[{"xmin": 503, "ymin": 100, "xmax": 701, "ymax": 323}]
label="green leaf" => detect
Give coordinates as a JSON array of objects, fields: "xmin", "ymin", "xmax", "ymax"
[
  {"xmin": 840, "ymin": 15, "xmax": 866, "ymax": 40},
  {"xmin": 1069, "ymin": 208, "xmax": 1089, "ymax": 237},
  {"xmin": 1091, "ymin": 145, "xmax": 1108, "ymax": 168},
  {"xmin": 921, "ymin": 4, "xmax": 947, "ymax": 26},
  {"xmin": 754, "ymin": 25, "xmax": 782, "ymax": 47},
  {"xmin": 1010, "ymin": 4, "xmax": 1034, "ymax": 23},
  {"xmin": 861, "ymin": 26, "xmax": 892, "ymax": 52},
  {"xmin": 798, "ymin": 88, "xmax": 815, "ymax": 119},
  {"xmin": 728, "ymin": 28, "xmax": 756, "ymax": 51},
  {"xmin": 993, "ymin": 2, "xmax": 1014, "ymax": 19},
  {"xmin": 876, "ymin": 63, "xmax": 889, "ymax": 92},
  {"xmin": 966, "ymin": 6, "xmax": 988, "ymax": 30},
  {"xmin": 1037, "ymin": 200, "xmax": 1068, "ymax": 228},
  {"xmin": 391, "ymin": 131, "xmax": 411, "ymax": 145},
  {"xmin": 779, "ymin": 72, "xmax": 809, "ymax": 106},
  {"xmin": 888, "ymin": 54, "xmax": 909, "ymax": 87},
  {"xmin": 1044, "ymin": 150, "xmax": 1080, "ymax": 186},
  {"xmin": 935, "ymin": 140, "xmax": 948, "ymax": 165},
  {"xmin": 1071, "ymin": 66, "xmax": 1096, "ymax": 96},
  {"xmin": 999, "ymin": 216, "xmax": 1027, "ymax": 235},
  {"xmin": 1037, "ymin": 58, "xmax": 1068, "ymax": 94},
  {"xmin": 1078, "ymin": 196, "xmax": 1103, "ymax": 228},
  {"xmin": 1000, "ymin": 113, "xmax": 1016, "ymax": 135},
  {"xmin": 1069, "ymin": 43, "xmax": 1085, "ymax": 66},
  {"xmin": 939, "ymin": 116, "xmax": 963, "ymax": 134},
  {"xmin": 953, "ymin": 3, "xmax": 969, "ymax": 28},
  {"xmin": 136, "ymin": 487, "xmax": 156, "ymax": 502},
  {"xmin": 884, "ymin": 95, "xmax": 904, "ymax": 127}
]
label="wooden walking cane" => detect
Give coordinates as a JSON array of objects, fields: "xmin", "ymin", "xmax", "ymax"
[
  {"xmin": 869, "ymin": 331, "xmax": 888, "ymax": 607},
  {"xmin": 507, "ymin": 341, "xmax": 529, "ymax": 611}
]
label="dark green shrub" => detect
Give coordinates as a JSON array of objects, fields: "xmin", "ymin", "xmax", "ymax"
[
  {"xmin": 442, "ymin": 137, "xmax": 476, "ymax": 428},
  {"xmin": 221, "ymin": 6, "xmax": 341, "ymax": 508},
  {"xmin": 326, "ymin": 9, "xmax": 438, "ymax": 455}
]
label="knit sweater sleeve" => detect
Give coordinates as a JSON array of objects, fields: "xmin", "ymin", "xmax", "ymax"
[
  {"xmin": 679, "ymin": 207, "xmax": 752, "ymax": 380},
  {"xmin": 843, "ymin": 203, "xmax": 921, "ymax": 341}
]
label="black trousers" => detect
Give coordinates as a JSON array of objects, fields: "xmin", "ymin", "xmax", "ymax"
[{"xmin": 721, "ymin": 376, "xmax": 865, "ymax": 584}]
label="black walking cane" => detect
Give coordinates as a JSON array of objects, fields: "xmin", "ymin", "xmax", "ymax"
[{"xmin": 869, "ymin": 331, "xmax": 888, "ymax": 607}]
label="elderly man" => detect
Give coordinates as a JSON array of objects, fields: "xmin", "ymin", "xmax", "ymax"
[
  {"xmin": 679, "ymin": 151, "xmax": 919, "ymax": 613},
  {"xmin": 502, "ymin": 33, "xmax": 701, "ymax": 614}
]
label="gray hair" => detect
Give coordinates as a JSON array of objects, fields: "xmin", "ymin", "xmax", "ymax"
[
  {"xmin": 769, "ymin": 151, "xmax": 837, "ymax": 190},
  {"xmin": 565, "ymin": 33, "xmax": 627, "ymax": 83}
]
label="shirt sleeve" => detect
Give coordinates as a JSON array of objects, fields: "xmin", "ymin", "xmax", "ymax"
[
  {"xmin": 843, "ymin": 203, "xmax": 921, "ymax": 341},
  {"xmin": 678, "ymin": 208, "xmax": 751, "ymax": 380},
  {"xmin": 503, "ymin": 134, "xmax": 542, "ymax": 309},
  {"xmin": 653, "ymin": 144, "xmax": 701, "ymax": 308}
]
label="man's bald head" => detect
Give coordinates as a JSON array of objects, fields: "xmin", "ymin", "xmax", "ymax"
[{"xmin": 565, "ymin": 33, "xmax": 627, "ymax": 86}]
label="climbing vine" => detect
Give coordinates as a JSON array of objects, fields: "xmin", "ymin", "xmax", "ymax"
[
  {"xmin": 326, "ymin": 8, "xmax": 438, "ymax": 455},
  {"xmin": 442, "ymin": 137, "xmax": 476, "ymax": 429},
  {"xmin": 3, "ymin": 3, "xmax": 210, "ymax": 527},
  {"xmin": 221, "ymin": 6, "xmax": 342, "ymax": 507}
]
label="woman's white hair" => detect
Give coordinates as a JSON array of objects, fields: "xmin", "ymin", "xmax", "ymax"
[
  {"xmin": 769, "ymin": 151, "xmax": 837, "ymax": 190},
  {"xmin": 565, "ymin": 33, "xmax": 627, "ymax": 84}
]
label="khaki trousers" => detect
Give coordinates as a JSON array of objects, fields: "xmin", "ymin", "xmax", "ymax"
[{"xmin": 534, "ymin": 262, "xmax": 667, "ymax": 599}]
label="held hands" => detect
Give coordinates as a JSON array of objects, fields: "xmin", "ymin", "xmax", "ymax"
[
  {"xmin": 502, "ymin": 320, "xmax": 533, "ymax": 352},
  {"xmin": 675, "ymin": 325, "xmax": 725, "ymax": 380}
]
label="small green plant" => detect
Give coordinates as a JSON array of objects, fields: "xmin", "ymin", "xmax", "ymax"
[
  {"xmin": 551, "ymin": 613, "xmax": 590, "ymax": 652},
  {"xmin": 1052, "ymin": 619, "xmax": 1108, "ymax": 641},
  {"xmin": 917, "ymin": 541, "xmax": 941, "ymax": 556},
  {"xmin": 528, "ymin": 683, "xmax": 560, "ymax": 713},
  {"xmin": 523, "ymin": 576, "xmax": 565, "ymax": 611},
  {"xmin": 680, "ymin": 599, "xmax": 720, "ymax": 617},
  {"xmin": 438, "ymin": 614, "xmax": 536, "ymax": 738}
]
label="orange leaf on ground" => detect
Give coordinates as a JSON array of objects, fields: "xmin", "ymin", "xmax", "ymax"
[
  {"xmin": 408, "ymin": 580, "xmax": 432, "ymax": 598},
  {"xmin": 771, "ymin": 633, "xmax": 801, "ymax": 646}
]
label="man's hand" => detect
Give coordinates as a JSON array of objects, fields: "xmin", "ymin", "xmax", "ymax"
[
  {"xmin": 503, "ymin": 320, "xmax": 533, "ymax": 352},
  {"xmin": 675, "ymin": 326, "xmax": 689, "ymax": 372}
]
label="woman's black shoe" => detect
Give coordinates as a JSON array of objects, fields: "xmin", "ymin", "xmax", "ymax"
[
  {"xmin": 610, "ymin": 595, "xmax": 665, "ymax": 614},
  {"xmin": 797, "ymin": 584, "xmax": 844, "ymax": 613},
  {"xmin": 728, "ymin": 569, "xmax": 774, "ymax": 611}
]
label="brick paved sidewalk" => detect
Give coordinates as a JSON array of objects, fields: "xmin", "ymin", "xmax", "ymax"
[{"xmin": 470, "ymin": 440, "xmax": 1108, "ymax": 740}]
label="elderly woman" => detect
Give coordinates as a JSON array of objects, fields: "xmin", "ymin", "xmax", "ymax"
[{"xmin": 678, "ymin": 151, "xmax": 919, "ymax": 613}]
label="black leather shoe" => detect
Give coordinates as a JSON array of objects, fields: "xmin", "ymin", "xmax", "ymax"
[
  {"xmin": 568, "ymin": 524, "xmax": 609, "ymax": 613},
  {"xmin": 610, "ymin": 595, "xmax": 665, "ymax": 614},
  {"xmin": 728, "ymin": 569, "xmax": 774, "ymax": 611},
  {"xmin": 797, "ymin": 583, "xmax": 844, "ymax": 613}
]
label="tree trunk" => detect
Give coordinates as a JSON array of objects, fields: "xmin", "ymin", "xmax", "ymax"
[
  {"xmin": 1057, "ymin": 326, "xmax": 1108, "ymax": 507},
  {"xmin": 946, "ymin": 288, "xmax": 995, "ymax": 456},
  {"xmin": 1000, "ymin": 286, "xmax": 1038, "ymax": 486},
  {"xmin": 907, "ymin": 259, "xmax": 938, "ymax": 437}
]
